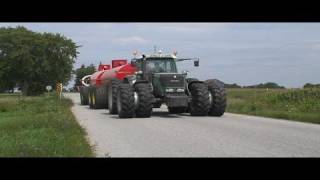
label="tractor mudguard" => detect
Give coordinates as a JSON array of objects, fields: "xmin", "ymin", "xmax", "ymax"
[{"xmin": 187, "ymin": 80, "xmax": 204, "ymax": 91}]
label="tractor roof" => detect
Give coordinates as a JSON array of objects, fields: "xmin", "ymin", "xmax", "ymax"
[
  {"xmin": 145, "ymin": 54, "xmax": 176, "ymax": 59},
  {"xmin": 132, "ymin": 51, "xmax": 178, "ymax": 60}
]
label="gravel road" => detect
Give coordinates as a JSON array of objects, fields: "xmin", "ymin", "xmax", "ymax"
[{"xmin": 65, "ymin": 93, "xmax": 320, "ymax": 157}]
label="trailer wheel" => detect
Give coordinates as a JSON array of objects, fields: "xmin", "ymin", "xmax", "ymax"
[
  {"xmin": 80, "ymin": 86, "xmax": 89, "ymax": 105},
  {"xmin": 168, "ymin": 107, "xmax": 186, "ymax": 114},
  {"xmin": 88, "ymin": 89, "xmax": 93, "ymax": 109},
  {"xmin": 89, "ymin": 87, "xmax": 98, "ymax": 109},
  {"xmin": 92, "ymin": 87, "xmax": 107, "ymax": 109},
  {"xmin": 108, "ymin": 79, "xmax": 121, "ymax": 114},
  {"xmin": 205, "ymin": 79, "xmax": 226, "ymax": 116},
  {"xmin": 92, "ymin": 89, "xmax": 97, "ymax": 108},
  {"xmin": 189, "ymin": 82, "xmax": 210, "ymax": 116},
  {"xmin": 135, "ymin": 83, "xmax": 154, "ymax": 118},
  {"xmin": 117, "ymin": 83, "xmax": 135, "ymax": 118}
]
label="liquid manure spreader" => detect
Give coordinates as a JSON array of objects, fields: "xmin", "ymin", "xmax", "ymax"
[{"xmin": 79, "ymin": 51, "xmax": 226, "ymax": 118}]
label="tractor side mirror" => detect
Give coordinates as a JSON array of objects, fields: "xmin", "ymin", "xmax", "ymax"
[{"xmin": 194, "ymin": 59, "xmax": 199, "ymax": 67}]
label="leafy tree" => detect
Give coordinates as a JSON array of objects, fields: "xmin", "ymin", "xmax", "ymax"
[
  {"xmin": 74, "ymin": 64, "xmax": 96, "ymax": 88},
  {"xmin": 304, "ymin": 83, "xmax": 320, "ymax": 89},
  {"xmin": 245, "ymin": 82, "xmax": 285, "ymax": 89},
  {"xmin": 0, "ymin": 26, "xmax": 79, "ymax": 95},
  {"xmin": 225, "ymin": 83, "xmax": 242, "ymax": 88}
]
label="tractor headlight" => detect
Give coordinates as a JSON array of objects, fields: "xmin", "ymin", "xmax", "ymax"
[
  {"xmin": 165, "ymin": 88, "xmax": 175, "ymax": 93},
  {"xmin": 176, "ymin": 88, "xmax": 185, "ymax": 93},
  {"xmin": 135, "ymin": 71, "xmax": 143, "ymax": 75}
]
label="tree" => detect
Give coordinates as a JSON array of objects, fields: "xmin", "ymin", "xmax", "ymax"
[
  {"xmin": 224, "ymin": 83, "xmax": 242, "ymax": 88},
  {"xmin": 244, "ymin": 82, "xmax": 285, "ymax": 89},
  {"xmin": 304, "ymin": 83, "xmax": 320, "ymax": 89},
  {"xmin": 0, "ymin": 26, "xmax": 79, "ymax": 95},
  {"xmin": 74, "ymin": 64, "xmax": 96, "ymax": 88}
]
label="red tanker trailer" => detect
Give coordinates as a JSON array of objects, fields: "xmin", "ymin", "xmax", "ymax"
[{"xmin": 79, "ymin": 59, "xmax": 137, "ymax": 111}]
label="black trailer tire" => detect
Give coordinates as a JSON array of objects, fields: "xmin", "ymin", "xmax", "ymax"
[
  {"xmin": 80, "ymin": 86, "xmax": 89, "ymax": 105},
  {"xmin": 189, "ymin": 82, "xmax": 210, "ymax": 116},
  {"xmin": 88, "ymin": 88, "xmax": 93, "ymax": 109},
  {"xmin": 108, "ymin": 79, "xmax": 121, "ymax": 114},
  {"xmin": 90, "ymin": 87, "xmax": 98, "ymax": 109},
  {"xmin": 93, "ymin": 87, "xmax": 107, "ymax": 109},
  {"xmin": 205, "ymin": 79, "xmax": 227, "ymax": 116},
  {"xmin": 135, "ymin": 83, "xmax": 154, "ymax": 118},
  {"xmin": 117, "ymin": 83, "xmax": 135, "ymax": 118},
  {"xmin": 168, "ymin": 107, "xmax": 187, "ymax": 114}
]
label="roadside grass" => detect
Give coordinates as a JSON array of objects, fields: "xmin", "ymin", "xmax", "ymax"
[
  {"xmin": 0, "ymin": 93, "xmax": 94, "ymax": 157},
  {"xmin": 226, "ymin": 88, "xmax": 320, "ymax": 124}
]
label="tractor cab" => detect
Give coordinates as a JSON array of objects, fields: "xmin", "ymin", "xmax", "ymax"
[{"xmin": 131, "ymin": 53, "xmax": 188, "ymax": 105}]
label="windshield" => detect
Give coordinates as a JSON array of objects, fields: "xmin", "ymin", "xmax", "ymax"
[{"xmin": 145, "ymin": 59, "xmax": 177, "ymax": 73}]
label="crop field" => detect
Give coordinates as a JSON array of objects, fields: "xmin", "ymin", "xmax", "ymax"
[
  {"xmin": 0, "ymin": 93, "xmax": 93, "ymax": 157},
  {"xmin": 226, "ymin": 88, "xmax": 320, "ymax": 124}
]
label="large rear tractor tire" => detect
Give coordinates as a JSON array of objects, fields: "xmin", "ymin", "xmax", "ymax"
[
  {"xmin": 189, "ymin": 82, "xmax": 210, "ymax": 116},
  {"xmin": 205, "ymin": 79, "xmax": 227, "ymax": 116},
  {"xmin": 135, "ymin": 83, "xmax": 154, "ymax": 118},
  {"xmin": 117, "ymin": 83, "xmax": 135, "ymax": 118},
  {"xmin": 108, "ymin": 79, "xmax": 121, "ymax": 114}
]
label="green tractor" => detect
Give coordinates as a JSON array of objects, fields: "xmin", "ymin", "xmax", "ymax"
[{"xmin": 116, "ymin": 51, "xmax": 227, "ymax": 118}]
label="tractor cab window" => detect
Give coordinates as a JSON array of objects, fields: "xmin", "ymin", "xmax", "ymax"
[{"xmin": 145, "ymin": 59, "xmax": 177, "ymax": 73}]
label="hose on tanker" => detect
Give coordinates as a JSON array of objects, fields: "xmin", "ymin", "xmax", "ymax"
[{"xmin": 81, "ymin": 75, "xmax": 92, "ymax": 87}]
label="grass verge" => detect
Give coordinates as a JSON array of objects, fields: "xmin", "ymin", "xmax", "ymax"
[
  {"xmin": 226, "ymin": 88, "xmax": 320, "ymax": 124},
  {"xmin": 0, "ymin": 93, "xmax": 94, "ymax": 157}
]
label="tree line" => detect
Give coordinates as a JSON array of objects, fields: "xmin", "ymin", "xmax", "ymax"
[
  {"xmin": 225, "ymin": 82, "xmax": 285, "ymax": 89},
  {"xmin": 225, "ymin": 82, "xmax": 320, "ymax": 89},
  {"xmin": 0, "ymin": 26, "xmax": 79, "ymax": 95}
]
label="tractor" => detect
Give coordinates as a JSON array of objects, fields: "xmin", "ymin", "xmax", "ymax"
[{"xmin": 115, "ymin": 51, "xmax": 227, "ymax": 118}]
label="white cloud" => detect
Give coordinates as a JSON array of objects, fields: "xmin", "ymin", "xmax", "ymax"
[
  {"xmin": 151, "ymin": 23, "xmax": 229, "ymax": 33},
  {"xmin": 114, "ymin": 36, "xmax": 148, "ymax": 45}
]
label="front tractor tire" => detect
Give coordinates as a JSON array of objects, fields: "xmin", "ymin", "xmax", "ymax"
[
  {"xmin": 189, "ymin": 82, "xmax": 210, "ymax": 116},
  {"xmin": 108, "ymin": 79, "xmax": 121, "ymax": 114},
  {"xmin": 135, "ymin": 83, "xmax": 154, "ymax": 118},
  {"xmin": 117, "ymin": 83, "xmax": 135, "ymax": 118},
  {"xmin": 205, "ymin": 79, "xmax": 227, "ymax": 116}
]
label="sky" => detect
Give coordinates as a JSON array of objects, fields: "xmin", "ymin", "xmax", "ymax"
[{"xmin": 0, "ymin": 23, "xmax": 319, "ymax": 88}]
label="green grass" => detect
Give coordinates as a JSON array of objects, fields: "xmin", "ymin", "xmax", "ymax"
[
  {"xmin": 226, "ymin": 88, "xmax": 320, "ymax": 124},
  {"xmin": 0, "ymin": 93, "xmax": 94, "ymax": 157}
]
